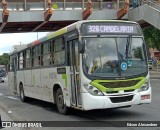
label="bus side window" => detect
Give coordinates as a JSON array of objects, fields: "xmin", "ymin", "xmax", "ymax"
[
  {"xmin": 53, "ymin": 38, "xmax": 65, "ymax": 65},
  {"xmin": 41, "ymin": 42, "xmax": 51, "ymax": 66},
  {"xmin": 26, "ymin": 49, "xmax": 31, "ymax": 68},
  {"xmin": 41, "ymin": 44, "xmax": 44, "ymax": 66},
  {"xmin": 52, "ymin": 40, "xmax": 55, "ymax": 65},
  {"xmin": 12, "ymin": 58, "xmax": 14, "ymax": 71},
  {"xmin": 18, "ymin": 53, "xmax": 20, "ymax": 69},
  {"xmin": 32, "ymin": 45, "xmax": 40, "ymax": 67},
  {"xmin": 38, "ymin": 45, "xmax": 41, "ymax": 66},
  {"xmin": 32, "ymin": 46, "xmax": 36, "ymax": 67},
  {"xmin": 18, "ymin": 52, "xmax": 23, "ymax": 69},
  {"xmin": 23, "ymin": 51, "xmax": 26, "ymax": 69}
]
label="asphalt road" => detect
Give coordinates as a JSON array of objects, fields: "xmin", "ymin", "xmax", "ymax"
[{"xmin": 0, "ymin": 79, "xmax": 160, "ymax": 130}]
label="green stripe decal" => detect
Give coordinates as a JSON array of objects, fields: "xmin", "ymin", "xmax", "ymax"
[
  {"xmin": 90, "ymin": 77, "xmax": 146, "ymax": 92},
  {"xmin": 62, "ymin": 74, "xmax": 68, "ymax": 88},
  {"xmin": 47, "ymin": 28, "xmax": 67, "ymax": 40}
]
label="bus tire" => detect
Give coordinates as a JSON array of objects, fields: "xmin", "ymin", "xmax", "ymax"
[
  {"xmin": 56, "ymin": 88, "xmax": 68, "ymax": 114},
  {"xmin": 19, "ymin": 84, "xmax": 27, "ymax": 102}
]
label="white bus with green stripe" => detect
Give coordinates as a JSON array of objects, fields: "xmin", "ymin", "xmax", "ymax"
[{"xmin": 8, "ymin": 20, "xmax": 151, "ymax": 114}]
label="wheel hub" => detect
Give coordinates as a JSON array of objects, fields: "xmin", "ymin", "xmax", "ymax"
[{"xmin": 58, "ymin": 95, "xmax": 64, "ymax": 108}]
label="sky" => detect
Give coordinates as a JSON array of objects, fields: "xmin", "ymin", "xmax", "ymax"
[{"xmin": 0, "ymin": 32, "xmax": 48, "ymax": 55}]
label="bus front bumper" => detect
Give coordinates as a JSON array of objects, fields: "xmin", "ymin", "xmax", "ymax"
[{"xmin": 81, "ymin": 87, "xmax": 151, "ymax": 110}]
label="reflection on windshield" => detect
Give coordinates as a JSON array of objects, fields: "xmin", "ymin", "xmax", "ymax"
[{"xmin": 83, "ymin": 37, "xmax": 147, "ymax": 77}]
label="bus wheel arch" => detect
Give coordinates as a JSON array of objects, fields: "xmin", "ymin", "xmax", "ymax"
[
  {"xmin": 53, "ymin": 84, "xmax": 68, "ymax": 114},
  {"xmin": 19, "ymin": 82, "xmax": 26, "ymax": 102},
  {"xmin": 53, "ymin": 84, "xmax": 61, "ymax": 103}
]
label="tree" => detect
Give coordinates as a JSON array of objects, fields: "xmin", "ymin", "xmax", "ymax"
[
  {"xmin": 0, "ymin": 53, "xmax": 9, "ymax": 65},
  {"xmin": 143, "ymin": 26, "xmax": 160, "ymax": 50}
]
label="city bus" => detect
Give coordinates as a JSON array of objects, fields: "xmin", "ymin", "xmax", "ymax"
[{"xmin": 8, "ymin": 20, "xmax": 151, "ymax": 114}]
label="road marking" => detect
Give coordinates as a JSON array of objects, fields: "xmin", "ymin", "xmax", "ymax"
[
  {"xmin": 0, "ymin": 92, "xmax": 20, "ymax": 101},
  {"xmin": 6, "ymin": 96, "xmax": 21, "ymax": 101}
]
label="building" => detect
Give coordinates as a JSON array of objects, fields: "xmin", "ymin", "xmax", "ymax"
[{"xmin": 149, "ymin": 48, "xmax": 160, "ymax": 61}]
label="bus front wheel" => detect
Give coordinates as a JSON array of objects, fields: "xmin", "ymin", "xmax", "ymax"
[
  {"xmin": 19, "ymin": 84, "xmax": 27, "ymax": 102},
  {"xmin": 56, "ymin": 88, "xmax": 68, "ymax": 114}
]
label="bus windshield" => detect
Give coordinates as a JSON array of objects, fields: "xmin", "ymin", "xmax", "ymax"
[{"xmin": 82, "ymin": 37, "xmax": 147, "ymax": 78}]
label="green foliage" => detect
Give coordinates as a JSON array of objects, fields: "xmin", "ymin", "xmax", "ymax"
[
  {"xmin": 143, "ymin": 26, "xmax": 160, "ymax": 50},
  {"xmin": 0, "ymin": 53, "xmax": 9, "ymax": 65}
]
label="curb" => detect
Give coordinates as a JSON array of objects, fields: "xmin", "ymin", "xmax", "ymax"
[
  {"xmin": 150, "ymin": 77, "xmax": 160, "ymax": 79},
  {"xmin": 150, "ymin": 76, "xmax": 160, "ymax": 79}
]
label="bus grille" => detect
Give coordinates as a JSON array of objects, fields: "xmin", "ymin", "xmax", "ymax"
[
  {"xmin": 110, "ymin": 95, "xmax": 133, "ymax": 103},
  {"xmin": 99, "ymin": 80, "xmax": 141, "ymax": 88},
  {"xmin": 106, "ymin": 89, "xmax": 135, "ymax": 94}
]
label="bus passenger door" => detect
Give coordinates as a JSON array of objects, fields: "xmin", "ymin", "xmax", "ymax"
[
  {"xmin": 69, "ymin": 40, "xmax": 82, "ymax": 107},
  {"xmin": 13, "ymin": 56, "xmax": 17, "ymax": 94}
]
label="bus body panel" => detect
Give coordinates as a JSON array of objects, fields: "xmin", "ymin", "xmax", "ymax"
[
  {"xmin": 31, "ymin": 69, "xmax": 41, "ymax": 99},
  {"xmin": 15, "ymin": 66, "xmax": 71, "ymax": 106},
  {"xmin": 23, "ymin": 70, "xmax": 32, "ymax": 97},
  {"xmin": 40, "ymin": 67, "xmax": 67, "ymax": 103},
  {"xmin": 40, "ymin": 67, "xmax": 55, "ymax": 102},
  {"xmin": 17, "ymin": 70, "xmax": 24, "ymax": 91},
  {"xmin": 32, "ymin": 66, "xmax": 71, "ymax": 105}
]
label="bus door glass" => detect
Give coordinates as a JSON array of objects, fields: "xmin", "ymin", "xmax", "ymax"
[{"xmin": 69, "ymin": 39, "xmax": 82, "ymax": 107}]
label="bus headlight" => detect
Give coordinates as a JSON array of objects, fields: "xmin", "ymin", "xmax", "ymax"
[
  {"xmin": 138, "ymin": 80, "xmax": 150, "ymax": 92},
  {"xmin": 84, "ymin": 85, "xmax": 104, "ymax": 96}
]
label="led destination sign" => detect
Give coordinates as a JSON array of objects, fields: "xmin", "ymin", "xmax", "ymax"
[
  {"xmin": 88, "ymin": 25, "xmax": 134, "ymax": 33},
  {"xmin": 81, "ymin": 22, "xmax": 141, "ymax": 35}
]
